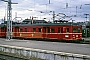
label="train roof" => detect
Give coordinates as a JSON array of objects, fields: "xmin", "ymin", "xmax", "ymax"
[
  {"xmin": 22, "ymin": 19, "xmax": 47, "ymax": 23},
  {"xmin": 13, "ymin": 23, "xmax": 81, "ymax": 27},
  {"xmin": 0, "ymin": 24, "xmax": 6, "ymax": 28}
]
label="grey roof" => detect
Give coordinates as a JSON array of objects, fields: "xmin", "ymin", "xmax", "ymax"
[
  {"xmin": 0, "ymin": 24, "xmax": 6, "ymax": 28},
  {"xmin": 13, "ymin": 23, "xmax": 81, "ymax": 27}
]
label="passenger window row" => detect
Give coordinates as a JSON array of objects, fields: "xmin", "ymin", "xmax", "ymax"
[{"xmin": 18, "ymin": 27, "xmax": 81, "ymax": 33}]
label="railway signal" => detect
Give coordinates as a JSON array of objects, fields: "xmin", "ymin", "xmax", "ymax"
[{"xmin": 84, "ymin": 14, "xmax": 89, "ymax": 38}]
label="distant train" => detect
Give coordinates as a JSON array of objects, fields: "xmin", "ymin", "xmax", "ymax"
[
  {"xmin": 0, "ymin": 22, "xmax": 82, "ymax": 41},
  {"xmin": 82, "ymin": 28, "xmax": 90, "ymax": 37}
]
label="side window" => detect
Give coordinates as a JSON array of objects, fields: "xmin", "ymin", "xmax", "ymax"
[
  {"xmin": 51, "ymin": 28, "xmax": 55, "ymax": 33},
  {"xmin": 33, "ymin": 28, "xmax": 36, "ymax": 32},
  {"xmin": 38, "ymin": 28, "xmax": 41, "ymax": 32},
  {"xmin": 20, "ymin": 28, "xmax": 22, "ymax": 32},
  {"xmin": 1, "ymin": 28, "xmax": 4, "ymax": 32},
  {"xmin": 58, "ymin": 28, "xmax": 61, "ymax": 33},
  {"xmin": 25, "ymin": 28, "xmax": 28, "ymax": 32},
  {"xmin": 78, "ymin": 28, "xmax": 81, "ymax": 33},
  {"xmin": 47, "ymin": 27, "xmax": 50, "ymax": 33},
  {"xmin": 73, "ymin": 28, "xmax": 77, "ymax": 33},
  {"xmin": 66, "ymin": 28, "xmax": 69, "ymax": 33}
]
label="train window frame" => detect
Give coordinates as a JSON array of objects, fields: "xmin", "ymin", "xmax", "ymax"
[
  {"xmin": 1, "ymin": 27, "xmax": 5, "ymax": 32},
  {"xmin": 51, "ymin": 28, "xmax": 55, "ymax": 33},
  {"xmin": 58, "ymin": 28, "xmax": 61, "ymax": 33},
  {"xmin": 73, "ymin": 28, "xmax": 77, "ymax": 33},
  {"xmin": 38, "ymin": 28, "xmax": 41, "ymax": 32},
  {"xmin": 66, "ymin": 28, "xmax": 69, "ymax": 33},
  {"xmin": 47, "ymin": 27, "xmax": 50, "ymax": 33},
  {"xmin": 25, "ymin": 28, "xmax": 28, "ymax": 32},
  {"xmin": 33, "ymin": 28, "xmax": 36, "ymax": 32},
  {"xmin": 20, "ymin": 28, "xmax": 22, "ymax": 32},
  {"xmin": 78, "ymin": 28, "xmax": 81, "ymax": 33}
]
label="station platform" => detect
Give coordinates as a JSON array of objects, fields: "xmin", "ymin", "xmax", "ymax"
[{"xmin": 0, "ymin": 38, "xmax": 90, "ymax": 58}]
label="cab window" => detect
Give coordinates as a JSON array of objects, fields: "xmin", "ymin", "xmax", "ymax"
[
  {"xmin": 38, "ymin": 28, "xmax": 41, "ymax": 32},
  {"xmin": 47, "ymin": 27, "xmax": 50, "ymax": 33},
  {"xmin": 73, "ymin": 28, "xmax": 77, "ymax": 33},
  {"xmin": 78, "ymin": 28, "xmax": 81, "ymax": 33},
  {"xmin": 33, "ymin": 28, "xmax": 36, "ymax": 32},
  {"xmin": 58, "ymin": 28, "xmax": 61, "ymax": 33},
  {"xmin": 51, "ymin": 28, "xmax": 55, "ymax": 33}
]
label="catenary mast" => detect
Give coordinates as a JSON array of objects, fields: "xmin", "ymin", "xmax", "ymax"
[
  {"xmin": 1, "ymin": 0, "xmax": 17, "ymax": 40},
  {"xmin": 7, "ymin": 0, "xmax": 12, "ymax": 40}
]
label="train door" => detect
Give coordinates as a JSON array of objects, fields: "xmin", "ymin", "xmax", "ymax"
[
  {"xmin": 1, "ymin": 27, "xmax": 6, "ymax": 37},
  {"xmin": 58, "ymin": 27, "xmax": 63, "ymax": 40},
  {"xmin": 15, "ymin": 27, "xmax": 19, "ymax": 37},
  {"xmin": 43, "ymin": 27, "xmax": 50, "ymax": 38},
  {"xmin": 43, "ymin": 27, "xmax": 46, "ymax": 38}
]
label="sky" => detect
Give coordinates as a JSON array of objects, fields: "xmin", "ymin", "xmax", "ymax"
[{"xmin": 0, "ymin": 0, "xmax": 90, "ymax": 23}]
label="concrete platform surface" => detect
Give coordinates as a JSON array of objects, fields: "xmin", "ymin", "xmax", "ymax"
[{"xmin": 0, "ymin": 38, "xmax": 90, "ymax": 56}]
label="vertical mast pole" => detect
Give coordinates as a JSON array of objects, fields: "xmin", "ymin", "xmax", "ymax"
[{"xmin": 7, "ymin": 0, "xmax": 12, "ymax": 40}]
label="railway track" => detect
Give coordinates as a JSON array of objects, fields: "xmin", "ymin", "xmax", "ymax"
[
  {"xmin": 80, "ymin": 40, "xmax": 90, "ymax": 44},
  {"xmin": 0, "ymin": 37, "xmax": 90, "ymax": 44},
  {"xmin": 16, "ymin": 38, "xmax": 90, "ymax": 44},
  {"xmin": 80, "ymin": 38, "xmax": 90, "ymax": 44}
]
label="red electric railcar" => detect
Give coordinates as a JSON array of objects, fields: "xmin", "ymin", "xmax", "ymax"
[
  {"xmin": 12, "ymin": 23, "xmax": 82, "ymax": 41},
  {"xmin": 0, "ymin": 24, "xmax": 6, "ymax": 38}
]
